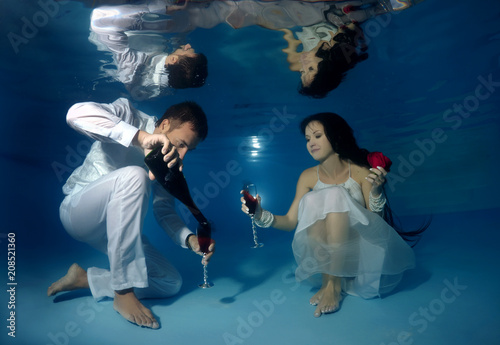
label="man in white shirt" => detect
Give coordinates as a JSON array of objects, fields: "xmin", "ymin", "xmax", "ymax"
[{"xmin": 47, "ymin": 98, "xmax": 213, "ymax": 329}]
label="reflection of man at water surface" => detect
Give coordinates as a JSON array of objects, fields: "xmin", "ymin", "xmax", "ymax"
[{"xmin": 90, "ymin": 3, "xmax": 208, "ymax": 100}]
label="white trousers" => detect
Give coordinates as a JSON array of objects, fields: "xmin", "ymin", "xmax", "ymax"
[{"xmin": 59, "ymin": 166, "xmax": 182, "ymax": 300}]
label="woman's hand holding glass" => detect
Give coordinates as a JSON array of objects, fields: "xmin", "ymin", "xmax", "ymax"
[
  {"xmin": 240, "ymin": 192, "xmax": 262, "ymax": 220},
  {"xmin": 241, "ymin": 184, "xmax": 264, "ymax": 248}
]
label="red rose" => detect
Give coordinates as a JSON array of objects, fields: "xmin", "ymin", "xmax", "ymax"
[{"xmin": 367, "ymin": 152, "xmax": 392, "ymax": 172}]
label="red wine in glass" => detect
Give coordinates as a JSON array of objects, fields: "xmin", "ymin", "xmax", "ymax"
[
  {"xmin": 197, "ymin": 222, "xmax": 211, "ymax": 254},
  {"xmin": 242, "ymin": 190, "xmax": 258, "ymax": 216}
]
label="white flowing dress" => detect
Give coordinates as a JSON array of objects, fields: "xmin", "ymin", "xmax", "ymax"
[{"xmin": 292, "ymin": 165, "xmax": 415, "ymax": 299}]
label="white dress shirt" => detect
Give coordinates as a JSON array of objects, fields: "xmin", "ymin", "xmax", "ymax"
[{"xmin": 63, "ymin": 97, "xmax": 192, "ymax": 247}]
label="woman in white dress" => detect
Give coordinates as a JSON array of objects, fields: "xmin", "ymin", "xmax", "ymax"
[{"xmin": 241, "ymin": 112, "xmax": 426, "ymax": 317}]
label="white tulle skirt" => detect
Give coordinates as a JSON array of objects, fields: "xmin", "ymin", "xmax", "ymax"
[{"xmin": 292, "ymin": 186, "xmax": 415, "ymax": 299}]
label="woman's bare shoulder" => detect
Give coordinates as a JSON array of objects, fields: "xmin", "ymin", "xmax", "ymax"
[
  {"xmin": 298, "ymin": 166, "xmax": 318, "ymax": 189},
  {"xmin": 350, "ymin": 162, "xmax": 371, "ymax": 182}
]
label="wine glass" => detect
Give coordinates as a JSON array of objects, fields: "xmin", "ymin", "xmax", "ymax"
[
  {"xmin": 197, "ymin": 222, "xmax": 213, "ymax": 288},
  {"xmin": 242, "ymin": 183, "xmax": 263, "ymax": 248}
]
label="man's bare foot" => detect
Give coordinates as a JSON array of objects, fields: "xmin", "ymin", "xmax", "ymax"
[
  {"xmin": 47, "ymin": 263, "xmax": 89, "ymax": 296},
  {"xmin": 114, "ymin": 289, "xmax": 159, "ymax": 329},
  {"xmin": 313, "ymin": 275, "xmax": 342, "ymax": 317}
]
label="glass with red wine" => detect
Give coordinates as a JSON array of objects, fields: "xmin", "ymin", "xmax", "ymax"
[
  {"xmin": 197, "ymin": 222, "xmax": 213, "ymax": 288},
  {"xmin": 242, "ymin": 183, "xmax": 264, "ymax": 248}
]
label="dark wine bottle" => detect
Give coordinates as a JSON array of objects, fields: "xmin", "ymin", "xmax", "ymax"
[{"xmin": 144, "ymin": 146, "xmax": 208, "ymax": 225}]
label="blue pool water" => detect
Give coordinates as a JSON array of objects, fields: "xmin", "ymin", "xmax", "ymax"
[{"xmin": 1, "ymin": 0, "xmax": 499, "ymax": 344}]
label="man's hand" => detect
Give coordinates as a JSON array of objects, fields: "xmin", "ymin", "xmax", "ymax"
[
  {"xmin": 133, "ymin": 130, "xmax": 183, "ymax": 179},
  {"xmin": 188, "ymin": 235, "xmax": 215, "ymax": 265}
]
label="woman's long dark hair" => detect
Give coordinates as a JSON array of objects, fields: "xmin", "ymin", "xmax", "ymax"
[{"xmin": 300, "ymin": 112, "xmax": 429, "ymax": 246}]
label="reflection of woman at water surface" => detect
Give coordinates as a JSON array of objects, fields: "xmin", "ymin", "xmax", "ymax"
[
  {"xmin": 280, "ymin": 22, "xmax": 368, "ymax": 99},
  {"xmin": 278, "ymin": 0, "xmax": 425, "ymax": 98}
]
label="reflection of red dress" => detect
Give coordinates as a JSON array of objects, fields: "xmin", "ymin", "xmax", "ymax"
[{"xmin": 292, "ymin": 165, "xmax": 415, "ymax": 299}]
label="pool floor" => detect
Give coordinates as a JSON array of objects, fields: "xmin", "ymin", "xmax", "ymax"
[{"xmin": 3, "ymin": 207, "xmax": 499, "ymax": 345}]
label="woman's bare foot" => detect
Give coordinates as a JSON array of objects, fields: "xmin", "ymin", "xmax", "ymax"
[
  {"xmin": 309, "ymin": 288, "xmax": 324, "ymax": 306},
  {"xmin": 113, "ymin": 289, "xmax": 159, "ymax": 329},
  {"xmin": 313, "ymin": 275, "xmax": 342, "ymax": 317},
  {"xmin": 47, "ymin": 263, "xmax": 89, "ymax": 296}
]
